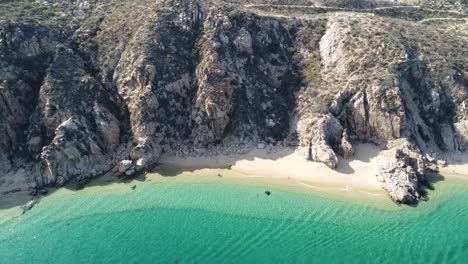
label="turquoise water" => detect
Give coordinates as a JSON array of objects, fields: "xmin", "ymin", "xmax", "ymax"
[{"xmin": 0, "ymin": 175, "xmax": 467, "ymax": 264}]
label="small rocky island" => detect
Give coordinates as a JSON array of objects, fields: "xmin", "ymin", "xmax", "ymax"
[{"xmin": 1, "ymin": 0, "xmax": 467, "ymax": 204}]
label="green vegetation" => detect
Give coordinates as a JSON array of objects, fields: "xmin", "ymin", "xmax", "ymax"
[
  {"xmin": 318, "ymin": 92, "xmax": 335, "ymax": 106},
  {"xmin": 228, "ymin": 9, "xmax": 240, "ymax": 20},
  {"xmin": 0, "ymin": 0, "xmax": 75, "ymax": 29},
  {"xmin": 291, "ymin": 52, "xmax": 302, "ymax": 65},
  {"xmin": 82, "ymin": 16, "xmax": 102, "ymax": 30},
  {"xmin": 291, "ymin": 49, "xmax": 321, "ymax": 83},
  {"xmin": 304, "ymin": 51, "xmax": 321, "ymax": 83}
]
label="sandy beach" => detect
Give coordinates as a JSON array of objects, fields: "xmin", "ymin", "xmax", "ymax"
[
  {"xmin": 157, "ymin": 144, "xmax": 387, "ymax": 196},
  {"xmin": 1, "ymin": 144, "xmax": 388, "ymax": 213},
  {"xmin": 440, "ymin": 152, "xmax": 468, "ymax": 180},
  {"xmin": 3, "ymin": 143, "xmax": 468, "ymax": 215}
]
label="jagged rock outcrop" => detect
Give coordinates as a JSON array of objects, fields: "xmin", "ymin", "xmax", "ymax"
[
  {"xmin": 296, "ymin": 13, "xmax": 467, "ymax": 203},
  {"xmin": 0, "ymin": 22, "xmax": 61, "ymax": 177},
  {"xmin": 26, "ymin": 44, "xmax": 128, "ymax": 186},
  {"xmin": 1, "ymin": 0, "xmax": 467, "ymax": 204},
  {"xmin": 376, "ymin": 139, "xmax": 426, "ymax": 203}
]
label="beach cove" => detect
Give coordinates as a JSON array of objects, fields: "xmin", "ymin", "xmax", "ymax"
[{"xmin": 0, "ymin": 147, "xmax": 467, "ymax": 263}]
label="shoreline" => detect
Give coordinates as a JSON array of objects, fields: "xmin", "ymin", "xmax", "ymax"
[
  {"xmin": 440, "ymin": 152, "xmax": 468, "ymax": 180},
  {"xmin": 156, "ymin": 144, "xmax": 387, "ymax": 196},
  {"xmin": 2, "ymin": 144, "xmax": 468, "ymax": 215}
]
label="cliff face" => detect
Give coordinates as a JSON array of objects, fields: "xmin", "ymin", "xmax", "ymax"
[{"xmin": 1, "ymin": 0, "xmax": 467, "ymax": 204}]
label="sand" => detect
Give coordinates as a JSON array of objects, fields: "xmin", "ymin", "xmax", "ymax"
[
  {"xmin": 3, "ymin": 143, "xmax": 468, "ymax": 214},
  {"xmin": 157, "ymin": 144, "xmax": 386, "ymax": 196},
  {"xmin": 440, "ymin": 152, "xmax": 468, "ymax": 180}
]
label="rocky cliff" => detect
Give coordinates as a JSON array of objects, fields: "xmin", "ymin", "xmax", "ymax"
[{"xmin": 1, "ymin": 0, "xmax": 467, "ymax": 204}]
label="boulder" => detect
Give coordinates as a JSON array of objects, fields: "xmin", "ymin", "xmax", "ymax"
[
  {"xmin": 376, "ymin": 140, "xmax": 425, "ymax": 204},
  {"xmin": 234, "ymin": 27, "xmax": 253, "ymax": 54},
  {"xmin": 311, "ymin": 142, "xmax": 339, "ymax": 169},
  {"xmin": 119, "ymin": 160, "xmax": 133, "ymax": 173}
]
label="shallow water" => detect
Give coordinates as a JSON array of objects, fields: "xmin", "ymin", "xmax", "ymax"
[{"xmin": 0, "ymin": 174, "xmax": 467, "ymax": 263}]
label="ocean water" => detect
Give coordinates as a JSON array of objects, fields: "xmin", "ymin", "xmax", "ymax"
[{"xmin": 0, "ymin": 174, "xmax": 467, "ymax": 264}]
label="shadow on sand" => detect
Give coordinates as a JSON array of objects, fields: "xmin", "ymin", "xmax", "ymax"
[
  {"xmin": 0, "ymin": 145, "xmax": 452, "ymax": 211},
  {"xmin": 0, "ymin": 147, "xmax": 297, "ymax": 211}
]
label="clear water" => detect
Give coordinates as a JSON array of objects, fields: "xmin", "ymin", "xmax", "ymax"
[{"xmin": 0, "ymin": 175, "xmax": 467, "ymax": 264}]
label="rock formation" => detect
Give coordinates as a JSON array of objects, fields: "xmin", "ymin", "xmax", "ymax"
[{"xmin": 0, "ymin": 0, "xmax": 467, "ymax": 204}]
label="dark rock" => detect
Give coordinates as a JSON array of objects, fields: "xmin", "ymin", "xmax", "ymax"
[
  {"xmin": 1, "ymin": 188, "xmax": 21, "ymax": 195},
  {"xmin": 0, "ymin": 0, "xmax": 466, "ymax": 205}
]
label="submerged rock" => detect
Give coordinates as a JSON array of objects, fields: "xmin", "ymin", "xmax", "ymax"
[{"xmin": 22, "ymin": 199, "xmax": 40, "ymax": 214}]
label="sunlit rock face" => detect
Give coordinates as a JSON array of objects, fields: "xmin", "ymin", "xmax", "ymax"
[{"xmin": 1, "ymin": 0, "xmax": 467, "ymax": 204}]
